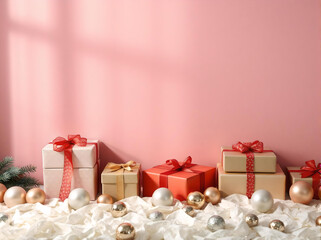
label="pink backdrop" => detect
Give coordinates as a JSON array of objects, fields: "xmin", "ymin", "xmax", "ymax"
[{"xmin": 0, "ymin": 0, "xmax": 321, "ymax": 183}]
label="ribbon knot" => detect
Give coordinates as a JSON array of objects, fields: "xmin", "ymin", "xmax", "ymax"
[
  {"xmin": 52, "ymin": 135, "xmax": 87, "ymax": 152},
  {"xmin": 165, "ymin": 156, "xmax": 193, "ymax": 171},
  {"xmin": 232, "ymin": 140, "xmax": 263, "ymax": 153},
  {"xmin": 106, "ymin": 161, "xmax": 137, "ymax": 172}
]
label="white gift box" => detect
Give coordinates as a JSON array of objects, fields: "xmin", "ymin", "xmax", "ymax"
[{"xmin": 42, "ymin": 140, "xmax": 99, "ymax": 200}]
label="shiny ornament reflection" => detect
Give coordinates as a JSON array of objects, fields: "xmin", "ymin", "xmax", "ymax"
[
  {"xmin": 289, "ymin": 181, "xmax": 313, "ymax": 204},
  {"xmin": 97, "ymin": 194, "xmax": 113, "ymax": 204},
  {"xmin": 26, "ymin": 188, "xmax": 46, "ymax": 204},
  {"xmin": 204, "ymin": 187, "xmax": 221, "ymax": 205},
  {"xmin": 315, "ymin": 216, "xmax": 321, "ymax": 226},
  {"xmin": 187, "ymin": 191, "xmax": 205, "ymax": 209},
  {"xmin": 116, "ymin": 222, "xmax": 135, "ymax": 240},
  {"xmin": 0, "ymin": 183, "xmax": 7, "ymax": 203},
  {"xmin": 4, "ymin": 186, "xmax": 26, "ymax": 208},
  {"xmin": 251, "ymin": 189, "xmax": 273, "ymax": 213},
  {"xmin": 68, "ymin": 188, "xmax": 90, "ymax": 210},
  {"xmin": 183, "ymin": 205, "xmax": 195, "ymax": 217},
  {"xmin": 245, "ymin": 213, "xmax": 259, "ymax": 227},
  {"xmin": 207, "ymin": 215, "xmax": 225, "ymax": 232},
  {"xmin": 111, "ymin": 202, "xmax": 127, "ymax": 218},
  {"xmin": 0, "ymin": 213, "xmax": 8, "ymax": 222},
  {"xmin": 149, "ymin": 211, "xmax": 164, "ymax": 221},
  {"xmin": 269, "ymin": 219, "xmax": 285, "ymax": 232},
  {"xmin": 152, "ymin": 188, "xmax": 174, "ymax": 206}
]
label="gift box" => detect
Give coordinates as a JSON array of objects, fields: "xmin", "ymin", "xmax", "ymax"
[
  {"xmin": 217, "ymin": 163, "xmax": 285, "ymax": 199},
  {"xmin": 42, "ymin": 136, "xmax": 99, "ymax": 200},
  {"xmin": 288, "ymin": 160, "xmax": 321, "ymax": 199},
  {"xmin": 221, "ymin": 142, "xmax": 276, "ymax": 173},
  {"xmin": 143, "ymin": 157, "xmax": 216, "ymax": 201},
  {"xmin": 101, "ymin": 162, "xmax": 140, "ymax": 201}
]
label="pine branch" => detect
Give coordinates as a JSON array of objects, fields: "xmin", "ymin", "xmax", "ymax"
[
  {"xmin": 0, "ymin": 167, "xmax": 21, "ymax": 182},
  {"xmin": 19, "ymin": 165, "xmax": 37, "ymax": 175},
  {"xmin": 0, "ymin": 156, "xmax": 13, "ymax": 173}
]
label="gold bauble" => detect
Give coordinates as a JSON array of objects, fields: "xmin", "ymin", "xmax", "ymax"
[
  {"xmin": 269, "ymin": 219, "xmax": 285, "ymax": 232},
  {"xmin": 187, "ymin": 191, "xmax": 205, "ymax": 209},
  {"xmin": 0, "ymin": 183, "xmax": 7, "ymax": 203},
  {"xmin": 289, "ymin": 181, "xmax": 314, "ymax": 204},
  {"xmin": 4, "ymin": 186, "xmax": 26, "ymax": 208},
  {"xmin": 245, "ymin": 213, "xmax": 259, "ymax": 227},
  {"xmin": 26, "ymin": 188, "xmax": 46, "ymax": 204},
  {"xmin": 116, "ymin": 222, "xmax": 135, "ymax": 240},
  {"xmin": 97, "ymin": 194, "xmax": 113, "ymax": 204},
  {"xmin": 111, "ymin": 202, "xmax": 127, "ymax": 218},
  {"xmin": 204, "ymin": 187, "xmax": 221, "ymax": 205},
  {"xmin": 316, "ymin": 216, "xmax": 321, "ymax": 226}
]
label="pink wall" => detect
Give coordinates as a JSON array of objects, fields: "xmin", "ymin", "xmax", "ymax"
[{"xmin": 0, "ymin": 0, "xmax": 321, "ymax": 183}]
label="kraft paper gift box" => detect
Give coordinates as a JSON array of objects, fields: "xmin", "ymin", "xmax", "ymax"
[
  {"xmin": 221, "ymin": 146, "xmax": 277, "ymax": 173},
  {"xmin": 42, "ymin": 139, "xmax": 99, "ymax": 200},
  {"xmin": 288, "ymin": 161, "xmax": 321, "ymax": 199},
  {"xmin": 217, "ymin": 163, "xmax": 285, "ymax": 199},
  {"xmin": 101, "ymin": 162, "xmax": 140, "ymax": 202},
  {"xmin": 143, "ymin": 157, "xmax": 216, "ymax": 201}
]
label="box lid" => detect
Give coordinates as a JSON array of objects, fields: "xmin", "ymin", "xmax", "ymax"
[{"xmin": 101, "ymin": 163, "xmax": 140, "ymax": 184}]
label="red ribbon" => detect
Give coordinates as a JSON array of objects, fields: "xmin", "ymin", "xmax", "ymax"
[
  {"xmin": 223, "ymin": 140, "xmax": 273, "ymax": 198},
  {"xmin": 289, "ymin": 160, "xmax": 321, "ymax": 198},
  {"xmin": 156, "ymin": 156, "xmax": 205, "ymax": 192},
  {"xmin": 52, "ymin": 135, "xmax": 97, "ymax": 201}
]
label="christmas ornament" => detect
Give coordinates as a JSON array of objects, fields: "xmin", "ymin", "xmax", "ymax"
[
  {"xmin": 204, "ymin": 187, "xmax": 220, "ymax": 205},
  {"xmin": 187, "ymin": 191, "xmax": 205, "ymax": 209},
  {"xmin": 207, "ymin": 215, "xmax": 225, "ymax": 232},
  {"xmin": 245, "ymin": 213, "xmax": 259, "ymax": 227},
  {"xmin": 148, "ymin": 211, "xmax": 164, "ymax": 221},
  {"xmin": 26, "ymin": 188, "xmax": 46, "ymax": 204},
  {"xmin": 0, "ymin": 183, "xmax": 7, "ymax": 203},
  {"xmin": 152, "ymin": 188, "xmax": 174, "ymax": 206},
  {"xmin": 68, "ymin": 188, "xmax": 90, "ymax": 210},
  {"xmin": 0, "ymin": 213, "xmax": 8, "ymax": 222},
  {"xmin": 116, "ymin": 222, "xmax": 135, "ymax": 240},
  {"xmin": 315, "ymin": 216, "xmax": 321, "ymax": 226},
  {"xmin": 269, "ymin": 219, "xmax": 285, "ymax": 232},
  {"xmin": 97, "ymin": 194, "xmax": 113, "ymax": 204},
  {"xmin": 289, "ymin": 181, "xmax": 313, "ymax": 204},
  {"xmin": 111, "ymin": 202, "xmax": 127, "ymax": 218},
  {"xmin": 251, "ymin": 189, "xmax": 273, "ymax": 213},
  {"xmin": 4, "ymin": 186, "xmax": 26, "ymax": 208},
  {"xmin": 0, "ymin": 156, "xmax": 39, "ymax": 190},
  {"xmin": 183, "ymin": 205, "xmax": 195, "ymax": 217}
]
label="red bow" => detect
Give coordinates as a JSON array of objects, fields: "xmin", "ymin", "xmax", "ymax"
[
  {"xmin": 232, "ymin": 140, "xmax": 264, "ymax": 153},
  {"xmin": 52, "ymin": 135, "xmax": 87, "ymax": 152},
  {"xmin": 166, "ymin": 156, "xmax": 193, "ymax": 171},
  {"xmin": 52, "ymin": 135, "xmax": 87, "ymax": 201},
  {"xmin": 292, "ymin": 160, "xmax": 321, "ymax": 178}
]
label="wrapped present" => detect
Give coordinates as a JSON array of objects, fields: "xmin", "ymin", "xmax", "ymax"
[
  {"xmin": 221, "ymin": 141, "xmax": 276, "ymax": 173},
  {"xmin": 217, "ymin": 163, "xmax": 285, "ymax": 199},
  {"xmin": 101, "ymin": 161, "xmax": 140, "ymax": 201},
  {"xmin": 143, "ymin": 156, "xmax": 216, "ymax": 201},
  {"xmin": 288, "ymin": 160, "xmax": 321, "ymax": 199},
  {"xmin": 42, "ymin": 135, "xmax": 99, "ymax": 200}
]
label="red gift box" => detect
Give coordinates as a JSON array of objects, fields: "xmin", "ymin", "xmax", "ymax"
[{"xmin": 143, "ymin": 156, "xmax": 216, "ymax": 201}]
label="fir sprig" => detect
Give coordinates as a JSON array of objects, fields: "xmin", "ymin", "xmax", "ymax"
[{"xmin": 0, "ymin": 156, "xmax": 40, "ymax": 191}]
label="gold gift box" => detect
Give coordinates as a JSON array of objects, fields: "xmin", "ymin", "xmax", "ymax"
[
  {"xmin": 221, "ymin": 146, "xmax": 277, "ymax": 173},
  {"xmin": 101, "ymin": 163, "xmax": 140, "ymax": 202},
  {"xmin": 217, "ymin": 163, "xmax": 285, "ymax": 199}
]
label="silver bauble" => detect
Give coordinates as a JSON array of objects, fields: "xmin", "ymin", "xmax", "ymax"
[
  {"xmin": 183, "ymin": 205, "xmax": 195, "ymax": 217},
  {"xmin": 207, "ymin": 215, "xmax": 225, "ymax": 232},
  {"xmin": 251, "ymin": 189, "xmax": 273, "ymax": 213},
  {"xmin": 269, "ymin": 219, "xmax": 285, "ymax": 232},
  {"xmin": 148, "ymin": 211, "xmax": 164, "ymax": 221},
  {"xmin": 152, "ymin": 188, "xmax": 174, "ymax": 206},
  {"xmin": 116, "ymin": 222, "xmax": 135, "ymax": 240},
  {"xmin": 245, "ymin": 213, "xmax": 259, "ymax": 227},
  {"xmin": 4, "ymin": 186, "xmax": 26, "ymax": 208},
  {"xmin": 68, "ymin": 188, "xmax": 90, "ymax": 210},
  {"xmin": 0, "ymin": 213, "xmax": 8, "ymax": 222},
  {"xmin": 111, "ymin": 202, "xmax": 127, "ymax": 218}
]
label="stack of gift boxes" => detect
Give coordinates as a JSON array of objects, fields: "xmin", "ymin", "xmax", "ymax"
[{"xmin": 43, "ymin": 136, "xmax": 318, "ymax": 202}]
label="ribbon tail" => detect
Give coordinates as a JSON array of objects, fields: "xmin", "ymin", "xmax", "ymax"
[
  {"xmin": 59, "ymin": 147, "xmax": 73, "ymax": 201},
  {"xmin": 116, "ymin": 169, "xmax": 125, "ymax": 200}
]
